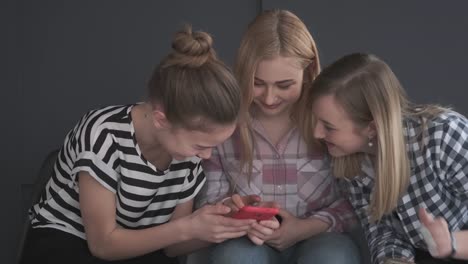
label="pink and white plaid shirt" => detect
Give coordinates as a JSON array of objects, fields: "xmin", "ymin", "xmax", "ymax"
[{"xmin": 195, "ymin": 119, "xmax": 356, "ymax": 232}]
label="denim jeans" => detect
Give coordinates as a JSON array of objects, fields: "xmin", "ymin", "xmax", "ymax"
[{"xmin": 209, "ymin": 232, "xmax": 360, "ymax": 264}]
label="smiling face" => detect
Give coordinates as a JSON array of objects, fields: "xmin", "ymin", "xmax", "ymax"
[
  {"xmin": 158, "ymin": 122, "xmax": 237, "ymax": 161},
  {"xmin": 312, "ymin": 94, "xmax": 375, "ymax": 157},
  {"xmin": 252, "ymin": 56, "xmax": 304, "ymax": 119}
]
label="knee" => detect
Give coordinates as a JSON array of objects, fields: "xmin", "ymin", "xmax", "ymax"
[{"xmin": 209, "ymin": 238, "xmax": 263, "ymax": 264}]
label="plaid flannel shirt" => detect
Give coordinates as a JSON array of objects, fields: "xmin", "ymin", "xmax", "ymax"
[
  {"xmin": 196, "ymin": 119, "xmax": 356, "ymax": 232},
  {"xmin": 339, "ymin": 111, "xmax": 468, "ymax": 264}
]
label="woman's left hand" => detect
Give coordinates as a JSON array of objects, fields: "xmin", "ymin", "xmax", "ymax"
[
  {"xmin": 418, "ymin": 207, "xmax": 453, "ymax": 257},
  {"xmin": 265, "ymin": 209, "xmax": 303, "ymax": 251}
]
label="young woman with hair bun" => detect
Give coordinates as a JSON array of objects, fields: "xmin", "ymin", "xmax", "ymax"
[{"xmin": 21, "ymin": 25, "xmax": 253, "ymax": 264}]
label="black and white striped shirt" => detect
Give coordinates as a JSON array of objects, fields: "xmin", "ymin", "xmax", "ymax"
[
  {"xmin": 29, "ymin": 104, "xmax": 206, "ymax": 239},
  {"xmin": 339, "ymin": 110, "xmax": 468, "ymax": 264}
]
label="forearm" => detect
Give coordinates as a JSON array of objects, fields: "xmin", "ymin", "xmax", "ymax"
[
  {"xmin": 452, "ymin": 230, "xmax": 468, "ymax": 260},
  {"xmin": 356, "ymin": 209, "xmax": 413, "ymax": 263},
  {"xmin": 312, "ymin": 199, "xmax": 356, "ymax": 232},
  {"xmin": 370, "ymin": 232, "xmax": 414, "ymax": 264},
  {"xmin": 90, "ymin": 217, "xmax": 192, "ymax": 260},
  {"xmin": 295, "ymin": 217, "xmax": 331, "ymax": 241}
]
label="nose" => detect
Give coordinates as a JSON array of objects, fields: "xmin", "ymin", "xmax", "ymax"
[
  {"xmin": 197, "ymin": 148, "xmax": 213, "ymax": 160},
  {"xmin": 263, "ymin": 87, "xmax": 276, "ymax": 105},
  {"xmin": 313, "ymin": 122, "xmax": 325, "ymax": 139}
]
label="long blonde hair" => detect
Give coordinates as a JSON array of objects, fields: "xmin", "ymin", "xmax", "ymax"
[
  {"xmin": 235, "ymin": 9, "xmax": 321, "ymax": 176},
  {"xmin": 302, "ymin": 53, "xmax": 446, "ymax": 221}
]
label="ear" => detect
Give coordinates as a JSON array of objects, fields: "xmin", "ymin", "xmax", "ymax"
[
  {"xmin": 152, "ymin": 110, "xmax": 170, "ymax": 129},
  {"xmin": 302, "ymin": 64, "xmax": 313, "ymax": 85},
  {"xmin": 303, "ymin": 61, "xmax": 319, "ymax": 85},
  {"xmin": 366, "ymin": 121, "xmax": 377, "ymax": 138}
]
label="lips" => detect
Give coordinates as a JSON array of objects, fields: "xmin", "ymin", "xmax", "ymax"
[
  {"xmin": 261, "ymin": 102, "xmax": 281, "ymax": 110},
  {"xmin": 324, "ymin": 141, "xmax": 335, "ymax": 148}
]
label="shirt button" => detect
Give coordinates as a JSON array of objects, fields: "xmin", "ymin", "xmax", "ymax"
[
  {"xmin": 275, "ymin": 154, "xmax": 280, "ymax": 159},
  {"xmin": 277, "ymin": 185, "xmax": 282, "ymax": 190}
]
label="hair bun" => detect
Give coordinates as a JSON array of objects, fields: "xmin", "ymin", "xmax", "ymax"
[{"xmin": 168, "ymin": 25, "xmax": 216, "ymax": 67}]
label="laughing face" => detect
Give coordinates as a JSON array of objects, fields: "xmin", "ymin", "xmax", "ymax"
[
  {"xmin": 252, "ymin": 56, "xmax": 304, "ymax": 119},
  {"xmin": 312, "ymin": 94, "xmax": 375, "ymax": 157},
  {"xmin": 160, "ymin": 122, "xmax": 237, "ymax": 161}
]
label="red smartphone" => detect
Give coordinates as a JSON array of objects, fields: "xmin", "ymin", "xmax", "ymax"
[{"xmin": 232, "ymin": 206, "xmax": 279, "ymax": 221}]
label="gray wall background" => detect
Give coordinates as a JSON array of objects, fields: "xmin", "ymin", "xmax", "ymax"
[{"xmin": 3, "ymin": 0, "xmax": 467, "ymax": 263}]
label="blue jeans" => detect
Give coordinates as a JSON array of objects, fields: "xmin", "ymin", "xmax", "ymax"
[{"xmin": 209, "ymin": 232, "xmax": 360, "ymax": 264}]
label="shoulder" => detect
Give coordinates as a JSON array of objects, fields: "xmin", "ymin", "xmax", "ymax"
[
  {"xmin": 426, "ymin": 110, "xmax": 467, "ymax": 127},
  {"xmin": 427, "ymin": 110, "xmax": 468, "ymax": 141},
  {"xmin": 77, "ymin": 105, "xmax": 133, "ymax": 134},
  {"xmin": 405, "ymin": 111, "xmax": 468, "ymax": 167},
  {"xmin": 80, "ymin": 104, "xmax": 133, "ymax": 127},
  {"xmin": 405, "ymin": 110, "xmax": 468, "ymax": 141},
  {"xmin": 69, "ymin": 104, "xmax": 134, "ymax": 150}
]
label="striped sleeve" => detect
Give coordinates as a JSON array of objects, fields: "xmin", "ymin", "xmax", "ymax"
[{"xmin": 69, "ymin": 106, "xmax": 125, "ymax": 193}]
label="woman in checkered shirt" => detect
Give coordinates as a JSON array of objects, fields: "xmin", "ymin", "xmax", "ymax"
[
  {"xmin": 302, "ymin": 52, "xmax": 468, "ymax": 264},
  {"xmin": 196, "ymin": 9, "xmax": 360, "ymax": 264}
]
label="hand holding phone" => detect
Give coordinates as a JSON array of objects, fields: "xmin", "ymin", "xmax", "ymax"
[{"xmin": 232, "ymin": 206, "xmax": 279, "ymax": 221}]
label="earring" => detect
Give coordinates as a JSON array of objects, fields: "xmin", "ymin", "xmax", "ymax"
[{"xmin": 368, "ymin": 137, "xmax": 374, "ymax": 147}]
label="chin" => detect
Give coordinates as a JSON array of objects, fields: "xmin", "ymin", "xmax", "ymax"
[
  {"xmin": 172, "ymin": 154, "xmax": 188, "ymax": 161},
  {"xmin": 327, "ymin": 149, "xmax": 348, "ymax": 158},
  {"xmin": 261, "ymin": 108, "xmax": 287, "ymax": 117}
]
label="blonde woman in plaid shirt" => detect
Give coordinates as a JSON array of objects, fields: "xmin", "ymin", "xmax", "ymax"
[
  {"xmin": 303, "ymin": 53, "xmax": 468, "ymax": 264},
  {"xmin": 195, "ymin": 10, "xmax": 360, "ymax": 264}
]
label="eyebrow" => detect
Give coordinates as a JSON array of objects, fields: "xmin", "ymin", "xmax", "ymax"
[
  {"xmin": 195, "ymin": 144, "xmax": 215, "ymax": 149},
  {"xmin": 320, "ymin": 119, "xmax": 336, "ymax": 128},
  {"xmin": 254, "ymin": 77, "xmax": 296, "ymax": 85}
]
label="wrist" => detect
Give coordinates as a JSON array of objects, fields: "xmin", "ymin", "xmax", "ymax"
[
  {"xmin": 446, "ymin": 231, "xmax": 457, "ymax": 258},
  {"xmin": 176, "ymin": 216, "xmax": 193, "ymax": 241}
]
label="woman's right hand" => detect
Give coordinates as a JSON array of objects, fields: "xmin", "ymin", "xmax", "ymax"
[
  {"xmin": 220, "ymin": 194, "xmax": 280, "ymax": 246},
  {"xmin": 220, "ymin": 194, "xmax": 262, "ymax": 215},
  {"xmin": 186, "ymin": 204, "xmax": 256, "ymax": 243}
]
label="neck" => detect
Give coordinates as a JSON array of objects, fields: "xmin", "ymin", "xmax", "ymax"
[
  {"xmin": 132, "ymin": 103, "xmax": 172, "ymax": 169},
  {"xmin": 254, "ymin": 110, "xmax": 294, "ymax": 146},
  {"xmin": 254, "ymin": 106, "xmax": 293, "ymax": 123}
]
